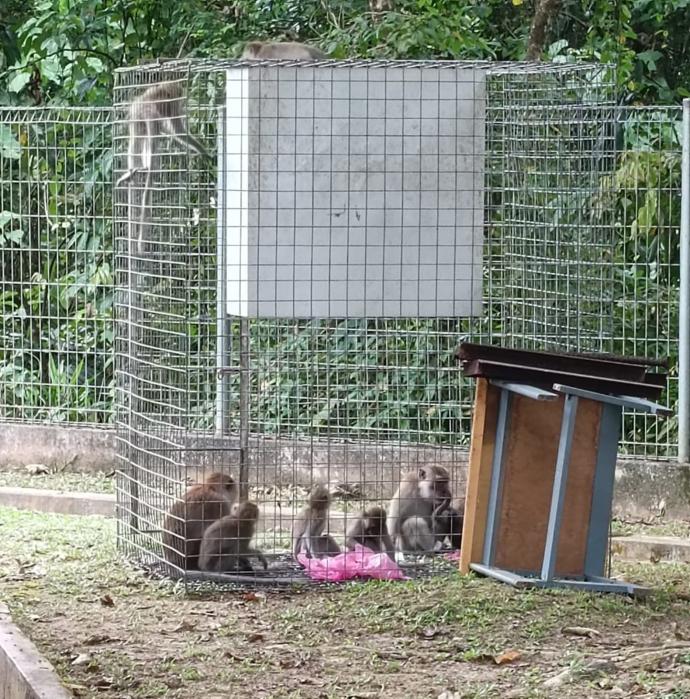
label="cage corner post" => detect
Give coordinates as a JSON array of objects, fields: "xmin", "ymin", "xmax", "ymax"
[
  {"xmin": 214, "ymin": 102, "xmax": 230, "ymax": 439},
  {"xmin": 679, "ymin": 97, "xmax": 690, "ymax": 463}
]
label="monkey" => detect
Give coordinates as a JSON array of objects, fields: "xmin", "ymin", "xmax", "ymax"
[
  {"xmin": 198, "ymin": 501, "xmax": 268, "ymax": 573},
  {"xmin": 116, "ymin": 80, "xmax": 210, "ymax": 252},
  {"xmin": 292, "ymin": 483, "xmax": 341, "ymax": 559},
  {"xmin": 387, "ymin": 466, "xmax": 453, "ymax": 560},
  {"xmin": 241, "ymin": 41, "xmax": 328, "ymax": 60},
  {"xmin": 162, "ymin": 472, "xmax": 237, "ymax": 571},
  {"xmin": 432, "ymin": 503, "xmax": 464, "ymax": 551},
  {"xmin": 345, "ymin": 505, "xmax": 395, "ymax": 560}
]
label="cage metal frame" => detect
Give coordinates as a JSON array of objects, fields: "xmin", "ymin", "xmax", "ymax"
[{"xmin": 108, "ymin": 57, "xmax": 676, "ymax": 588}]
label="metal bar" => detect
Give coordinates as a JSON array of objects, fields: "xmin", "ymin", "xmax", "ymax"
[
  {"xmin": 491, "ymin": 380, "xmax": 558, "ymax": 401},
  {"xmin": 679, "ymin": 98, "xmax": 690, "ymax": 462},
  {"xmin": 239, "ymin": 317, "xmax": 250, "ymax": 501},
  {"xmin": 541, "ymin": 394, "xmax": 579, "ymax": 581},
  {"xmin": 457, "ymin": 342, "xmax": 666, "ymax": 374},
  {"xmin": 215, "ymin": 104, "xmax": 229, "ymax": 437},
  {"xmin": 463, "ymin": 359, "xmax": 663, "ymax": 401},
  {"xmin": 470, "ymin": 563, "xmax": 534, "ymax": 588},
  {"xmin": 471, "ymin": 564, "xmax": 648, "ymax": 596},
  {"xmin": 482, "ymin": 389, "xmax": 511, "ymax": 566},
  {"xmin": 552, "ymin": 384, "xmax": 672, "ymax": 416},
  {"xmin": 584, "ymin": 403, "xmax": 622, "ymax": 577}
]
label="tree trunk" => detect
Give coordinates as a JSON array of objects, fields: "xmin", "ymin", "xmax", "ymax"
[{"xmin": 526, "ymin": 0, "xmax": 560, "ymax": 60}]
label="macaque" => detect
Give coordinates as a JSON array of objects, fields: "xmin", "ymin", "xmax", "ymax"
[
  {"xmin": 116, "ymin": 80, "xmax": 210, "ymax": 252},
  {"xmin": 292, "ymin": 483, "xmax": 341, "ymax": 559},
  {"xmin": 433, "ymin": 503, "xmax": 464, "ymax": 550},
  {"xmin": 345, "ymin": 505, "xmax": 395, "ymax": 560},
  {"xmin": 241, "ymin": 41, "xmax": 328, "ymax": 59},
  {"xmin": 387, "ymin": 466, "xmax": 452, "ymax": 559},
  {"xmin": 198, "ymin": 501, "xmax": 268, "ymax": 573},
  {"xmin": 162, "ymin": 472, "xmax": 237, "ymax": 570}
]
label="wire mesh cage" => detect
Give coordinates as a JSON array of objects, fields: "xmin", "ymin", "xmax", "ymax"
[{"xmin": 112, "ymin": 58, "xmax": 619, "ymax": 586}]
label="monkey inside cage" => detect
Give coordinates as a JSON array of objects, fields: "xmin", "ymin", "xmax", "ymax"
[{"xmin": 113, "ymin": 57, "xmax": 616, "ymax": 586}]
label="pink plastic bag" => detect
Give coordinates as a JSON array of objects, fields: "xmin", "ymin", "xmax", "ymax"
[{"xmin": 297, "ymin": 544, "xmax": 408, "ymax": 582}]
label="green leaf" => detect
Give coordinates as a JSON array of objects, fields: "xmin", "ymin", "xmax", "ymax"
[
  {"xmin": 7, "ymin": 70, "xmax": 31, "ymax": 93},
  {"xmin": 0, "ymin": 211, "xmax": 21, "ymax": 228},
  {"xmin": 0, "ymin": 127, "xmax": 21, "ymax": 159}
]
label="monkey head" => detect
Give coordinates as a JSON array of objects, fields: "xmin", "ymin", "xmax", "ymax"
[
  {"xmin": 417, "ymin": 465, "xmax": 451, "ymax": 505},
  {"xmin": 308, "ymin": 483, "xmax": 331, "ymax": 510},
  {"xmin": 203, "ymin": 472, "xmax": 237, "ymax": 494},
  {"xmin": 235, "ymin": 501, "xmax": 260, "ymax": 523}
]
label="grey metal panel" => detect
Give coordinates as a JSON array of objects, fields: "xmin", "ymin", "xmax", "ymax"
[
  {"xmin": 584, "ymin": 402, "xmax": 622, "ymax": 577},
  {"xmin": 540, "ymin": 394, "xmax": 579, "ymax": 581},
  {"xmin": 482, "ymin": 388, "xmax": 511, "ymax": 566},
  {"xmin": 552, "ymin": 384, "xmax": 672, "ymax": 415}
]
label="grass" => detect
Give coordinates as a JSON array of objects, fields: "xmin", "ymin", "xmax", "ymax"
[
  {"xmin": 0, "ymin": 469, "xmax": 116, "ymax": 493},
  {"xmin": 611, "ymin": 517, "xmax": 690, "ymax": 539},
  {"xmin": 1, "ymin": 506, "xmax": 690, "ymax": 698}
]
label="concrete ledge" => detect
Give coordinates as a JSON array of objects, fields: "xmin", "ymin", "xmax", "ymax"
[
  {"xmin": 611, "ymin": 535, "xmax": 690, "ymax": 564},
  {"xmin": 0, "ymin": 424, "xmax": 117, "ymax": 473},
  {"xmin": 0, "ymin": 604, "xmax": 72, "ymax": 699},
  {"xmin": 0, "ymin": 487, "xmax": 115, "ymax": 517},
  {"xmin": 1, "ymin": 424, "xmax": 689, "ymax": 519}
]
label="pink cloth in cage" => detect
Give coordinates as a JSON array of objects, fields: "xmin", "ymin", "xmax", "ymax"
[{"xmin": 297, "ymin": 544, "xmax": 408, "ymax": 582}]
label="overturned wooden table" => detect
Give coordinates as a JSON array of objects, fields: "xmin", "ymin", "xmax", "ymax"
[{"xmin": 457, "ymin": 343, "xmax": 671, "ymax": 596}]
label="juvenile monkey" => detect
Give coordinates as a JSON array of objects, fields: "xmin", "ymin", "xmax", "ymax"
[
  {"xmin": 162, "ymin": 472, "xmax": 237, "ymax": 570},
  {"xmin": 387, "ymin": 466, "xmax": 452, "ymax": 559},
  {"xmin": 433, "ymin": 503, "xmax": 464, "ymax": 550},
  {"xmin": 116, "ymin": 80, "xmax": 210, "ymax": 252},
  {"xmin": 292, "ymin": 483, "xmax": 341, "ymax": 559},
  {"xmin": 241, "ymin": 41, "xmax": 328, "ymax": 59},
  {"xmin": 345, "ymin": 505, "xmax": 395, "ymax": 560},
  {"xmin": 198, "ymin": 501, "xmax": 268, "ymax": 573}
]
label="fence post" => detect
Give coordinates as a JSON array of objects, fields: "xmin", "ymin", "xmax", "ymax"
[{"xmin": 679, "ymin": 98, "xmax": 690, "ymax": 462}]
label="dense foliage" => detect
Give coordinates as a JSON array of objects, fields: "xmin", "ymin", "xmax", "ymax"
[
  {"xmin": 2, "ymin": 0, "xmax": 690, "ymax": 105},
  {"xmin": 0, "ymin": 1, "xmax": 686, "ymax": 456}
]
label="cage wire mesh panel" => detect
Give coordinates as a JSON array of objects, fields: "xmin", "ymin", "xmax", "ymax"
[
  {"xmin": 489, "ymin": 98, "xmax": 682, "ymax": 458},
  {"xmin": 0, "ymin": 107, "xmax": 113, "ymax": 424},
  {"xmin": 112, "ymin": 58, "xmax": 676, "ymax": 587}
]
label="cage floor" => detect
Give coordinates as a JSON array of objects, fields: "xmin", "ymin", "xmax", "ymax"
[{"xmin": 141, "ymin": 550, "xmax": 460, "ymax": 589}]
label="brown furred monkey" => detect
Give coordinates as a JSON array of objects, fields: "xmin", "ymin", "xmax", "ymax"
[
  {"xmin": 387, "ymin": 465, "xmax": 452, "ymax": 560},
  {"xmin": 345, "ymin": 505, "xmax": 395, "ymax": 560},
  {"xmin": 116, "ymin": 80, "xmax": 210, "ymax": 252},
  {"xmin": 162, "ymin": 472, "xmax": 238, "ymax": 570},
  {"xmin": 241, "ymin": 41, "xmax": 328, "ymax": 59},
  {"xmin": 198, "ymin": 501, "xmax": 268, "ymax": 573},
  {"xmin": 292, "ymin": 483, "xmax": 341, "ymax": 559}
]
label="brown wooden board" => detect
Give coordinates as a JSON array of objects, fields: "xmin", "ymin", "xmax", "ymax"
[
  {"xmin": 463, "ymin": 359, "xmax": 663, "ymax": 400},
  {"xmin": 493, "ymin": 396, "xmax": 601, "ymax": 577},
  {"xmin": 459, "ymin": 379, "xmax": 499, "ymax": 574}
]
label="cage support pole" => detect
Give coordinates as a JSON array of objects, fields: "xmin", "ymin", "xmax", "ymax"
[
  {"xmin": 679, "ymin": 98, "xmax": 690, "ymax": 463},
  {"xmin": 239, "ymin": 317, "xmax": 250, "ymax": 500},
  {"xmin": 215, "ymin": 105, "xmax": 229, "ymax": 437},
  {"xmin": 126, "ymin": 180, "xmax": 140, "ymax": 530}
]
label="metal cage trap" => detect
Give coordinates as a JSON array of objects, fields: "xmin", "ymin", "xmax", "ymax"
[{"xmin": 112, "ymin": 57, "xmax": 618, "ymax": 587}]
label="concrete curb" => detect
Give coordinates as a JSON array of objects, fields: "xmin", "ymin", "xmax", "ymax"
[
  {"xmin": 0, "ymin": 486, "xmax": 115, "ymax": 517},
  {"xmin": 0, "ymin": 604, "xmax": 72, "ymax": 699},
  {"xmin": 611, "ymin": 534, "xmax": 690, "ymax": 564}
]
